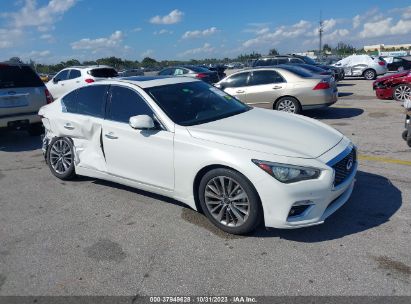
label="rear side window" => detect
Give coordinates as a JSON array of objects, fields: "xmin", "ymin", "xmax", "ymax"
[
  {"xmin": 250, "ymin": 71, "xmax": 285, "ymax": 85},
  {"xmin": 223, "ymin": 72, "xmax": 249, "ymax": 88},
  {"xmin": 68, "ymin": 69, "xmax": 81, "ymax": 79},
  {"xmin": 76, "ymin": 85, "xmax": 109, "ymax": 117},
  {"xmin": 0, "ymin": 65, "xmax": 44, "ymax": 89},
  {"xmin": 89, "ymin": 68, "xmax": 118, "ymax": 78},
  {"xmin": 108, "ymin": 86, "xmax": 153, "ymax": 123},
  {"xmin": 61, "ymin": 90, "xmax": 78, "ymax": 113}
]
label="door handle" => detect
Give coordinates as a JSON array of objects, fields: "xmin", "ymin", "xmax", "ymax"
[
  {"xmin": 236, "ymin": 90, "xmax": 245, "ymax": 93},
  {"xmin": 105, "ymin": 132, "xmax": 118, "ymax": 139},
  {"xmin": 273, "ymin": 86, "xmax": 282, "ymax": 89},
  {"xmin": 63, "ymin": 123, "xmax": 75, "ymax": 130}
]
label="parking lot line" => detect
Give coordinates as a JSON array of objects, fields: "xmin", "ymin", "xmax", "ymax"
[{"xmin": 358, "ymin": 154, "xmax": 411, "ymax": 166}]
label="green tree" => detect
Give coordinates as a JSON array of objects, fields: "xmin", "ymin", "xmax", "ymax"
[
  {"xmin": 141, "ymin": 57, "xmax": 158, "ymax": 67},
  {"xmin": 268, "ymin": 48, "xmax": 279, "ymax": 56}
]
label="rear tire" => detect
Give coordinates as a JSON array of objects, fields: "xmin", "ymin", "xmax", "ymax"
[
  {"xmin": 393, "ymin": 84, "xmax": 411, "ymax": 101},
  {"xmin": 275, "ymin": 97, "xmax": 301, "ymax": 114},
  {"xmin": 28, "ymin": 123, "xmax": 44, "ymax": 136},
  {"xmin": 198, "ymin": 168, "xmax": 262, "ymax": 235},
  {"xmin": 47, "ymin": 137, "xmax": 76, "ymax": 180},
  {"xmin": 363, "ymin": 69, "xmax": 376, "ymax": 80},
  {"xmin": 402, "ymin": 130, "xmax": 408, "ymax": 141}
]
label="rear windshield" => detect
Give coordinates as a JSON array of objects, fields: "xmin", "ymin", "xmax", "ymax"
[
  {"xmin": 0, "ymin": 64, "xmax": 44, "ymax": 89},
  {"xmin": 278, "ymin": 65, "xmax": 314, "ymax": 78},
  {"xmin": 89, "ymin": 68, "xmax": 118, "ymax": 78}
]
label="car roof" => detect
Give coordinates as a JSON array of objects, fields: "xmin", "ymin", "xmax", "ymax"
[
  {"xmin": 98, "ymin": 76, "xmax": 199, "ymax": 88},
  {"xmin": 63, "ymin": 65, "xmax": 113, "ymax": 70}
]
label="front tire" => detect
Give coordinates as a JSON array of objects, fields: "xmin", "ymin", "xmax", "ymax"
[
  {"xmin": 47, "ymin": 137, "xmax": 76, "ymax": 180},
  {"xmin": 393, "ymin": 84, "xmax": 411, "ymax": 101},
  {"xmin": 275, "ymin": 97, "xmax": 301, "ymax": 114},
  {"xmin": 198, "ymin": 168, "xmax": 262, "ymax": 235},
  {"xmin": 363, "ymin": 69, "xmax": 376, "ymax": 80}
]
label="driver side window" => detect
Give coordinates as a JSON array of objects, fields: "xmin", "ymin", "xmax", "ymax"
[{"xmin": 108, "ymin": 86, "xmax": 154, "ymax": 123}]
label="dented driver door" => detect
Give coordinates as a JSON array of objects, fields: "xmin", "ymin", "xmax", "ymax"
[{"xmin": 102, "ymin": 85, "xmax": 174, "ymax": 192}]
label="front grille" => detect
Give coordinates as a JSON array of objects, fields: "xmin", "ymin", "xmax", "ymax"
[{"xmin": 332, "ymin": 148, "xmax": 356, "ymax": 186}]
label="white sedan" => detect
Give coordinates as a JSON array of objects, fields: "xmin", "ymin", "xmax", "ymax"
[{"xmin": 39, "ymin": 76, "xmax": 357, "ymax": 234}]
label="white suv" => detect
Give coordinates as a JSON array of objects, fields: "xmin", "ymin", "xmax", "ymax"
[
  {"xmin": 332, "ymin": 55, "xmax": 387, "ymax": 80},
  {"xmin": 46, "ymin": 66, "xmax": 118, "ymax": 99}
]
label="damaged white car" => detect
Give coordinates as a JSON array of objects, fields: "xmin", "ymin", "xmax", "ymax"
[{"xmin": 39, "ymin": 76, "xmax": 357, "ymax": 234}]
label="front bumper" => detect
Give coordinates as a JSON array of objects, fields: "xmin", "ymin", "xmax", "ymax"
[
  {"xmin": 255, "ymin": 139, "xmax": 357, "ymax": 229},
  {"xmin": 374, "ymin": 87, "xmax": 393, "ymax": 100}
]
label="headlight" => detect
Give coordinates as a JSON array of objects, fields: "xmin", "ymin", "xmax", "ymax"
[{"xmin": 252, "ymin": 159, "xmax": 321, "ymax": 183}]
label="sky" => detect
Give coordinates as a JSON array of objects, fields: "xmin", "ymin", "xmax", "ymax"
[{"xmin": 1, "ymin": 0, "xmax": 411, "ymax": 64}]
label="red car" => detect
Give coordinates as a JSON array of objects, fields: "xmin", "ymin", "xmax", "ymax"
[{"xmin": 373, "ymin": 70, "xmax": 411, "ymax": 101}]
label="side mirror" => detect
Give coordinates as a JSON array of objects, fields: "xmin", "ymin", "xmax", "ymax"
[
  {"xmin": 53, "ymin": 78, "xmax": 60, "ymax": 84},
  {"xmin": 129, "ymin": 115, "xmax": 155, "ymax": 130},
  {"xmin": 215, "ymin": 83, "xmax": 225, "ymax": 90}
]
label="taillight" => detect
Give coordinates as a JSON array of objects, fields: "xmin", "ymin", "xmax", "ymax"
[
  {"xmin": 45, "ymin": 89, "xmax": 53, "ymax": 104},
  {"xmin": 85, "ymin": 78, "xmax": 95, "ymax": 83},
  {"xmin": 196, "ymin": 73, "xmax": 208, "ymax": 79},
  {"xmin": 378, "ymin": 61, "xmax": 385, "ymax": 66},
  {"xmin": 313, "ymin": 80, "xmax": 330, "ymax": 90}
]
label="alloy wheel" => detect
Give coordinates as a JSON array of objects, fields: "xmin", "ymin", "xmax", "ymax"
[
  {"xmin": 394, "ymin": 85, "xmax": 411, "ymax": 101},
  {"xmin": 50, "ymin": 139, "xmax": 73, "ymax": 174},
  {"xmin": 277, "ymin": 99, "xmax": 297, "ymax": 113},
  {"xmin": 204, "ymin": 176, "xmax": 250, "ymax": 227},
  {"xmin": 364, "ymin": 70, "xmax": 375, "ymax": 80}
]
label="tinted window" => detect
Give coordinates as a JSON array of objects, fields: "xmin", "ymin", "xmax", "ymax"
[
  {"xmin": 159, "ymin": 68, "xmax": 174, "ymax": 76},
  {"xmin": 76, "ymin": 85, "xmax": 109, "ymax": 118},
  {"xmin": 250, "ymin": 71, "xmax": 285, "ymax": 85},
  {"xmin": 0, "ymin": 65, "xmax": 44, "ymax": 89},
  {"xmin": 145, "ymin": 81, "xmax": 250, "ymax": 126},
  {"xmin": 68, "ymin": 69, "xmax": 81, "ymax": 79},
  {"xmin": 89, "ymin": 68, "xmax": 118, "ymax": 78},
  {"xmin": 61, "ymin": 90, "xmax": 78, "ymax": 113},
  {"xmin": 189, "ymin": 66, "xmax": 210, "ymax": 73},
  {"xmin": 108, "ymin": 86, "xmax": 153, "ymax": 123},
  {"xmin": 278, "ymin": 65, "xmax": 313, "ymax": 78},
  {"xmin": 223, "ymin": 72, "xmax": 249, "ymax": 88},
  {"xmin": 299, "ymin": 56, "xmax": 316, "ymax": 65},
  {"xmin": 174, "ymin": 68, "xmax": 187, "ymax": 75},
  {"xmin": 277, "ymin": 58, "xmax": 288, "ymax": 64},
  {"xmin": 290, "ymin": 58, "xmax": 303, "ymax": 63},
  {"xmin": 54, "ymin": 70, "xmax": 69, "ymax": 82},
  {"xmin": 254, "ymin": 59, "xmax": 275, "ymax": 67}
]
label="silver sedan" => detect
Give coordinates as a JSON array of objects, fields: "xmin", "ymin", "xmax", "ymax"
[{"xmin": 215, "ymin": 65, "xmax": 338, "ymax": 114}]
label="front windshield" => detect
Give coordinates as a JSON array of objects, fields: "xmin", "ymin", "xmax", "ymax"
[{"xmin": 145, "ymin": 81, "xmax": 250, "ymax": 126}]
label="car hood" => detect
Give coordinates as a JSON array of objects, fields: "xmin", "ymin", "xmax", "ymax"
[
  {"xmin": 374, "ymin": 71, "xmax": 410, "ymax": 83},
  {"xmin": 187, "ymin": 108, "xmax": 343, "ymax": 159}
]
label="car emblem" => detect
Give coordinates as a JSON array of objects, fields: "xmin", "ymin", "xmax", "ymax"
[{"xmin": 346, "ymin": 157, "xmax": 353, "ymax": 171}]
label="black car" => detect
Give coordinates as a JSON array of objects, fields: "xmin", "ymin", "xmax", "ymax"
[
  {"xmin": 201, "ymin": 64, "xmax": 227, "ymax": 80},
  {"xmin": 158, "ymin": 66, "xmax": 219, "ymax": 84},
  {"xmin": 286, "ymin": 63, "xmax": 334, "ymax": 77},
  {"xmin": 387, "ymin": 57, "xmax": 411, "ymax": 72},
  {"xmin": 290, "ymin": 54, "xmax": 345, "ymax": 81}
]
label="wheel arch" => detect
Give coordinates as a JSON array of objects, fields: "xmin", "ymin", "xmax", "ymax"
[
  {"xmin": 273, "ymin": 95, "xmax": 302, "ymax": 110},
  {"xmin": 192, "ymin": 164, "xmax": 263, "ymax": 221}
]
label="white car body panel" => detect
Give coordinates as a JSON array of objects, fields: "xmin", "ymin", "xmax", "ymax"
[{"xmin": 39, "ymin": 77, "xmax": 357, "ymax": 229}]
